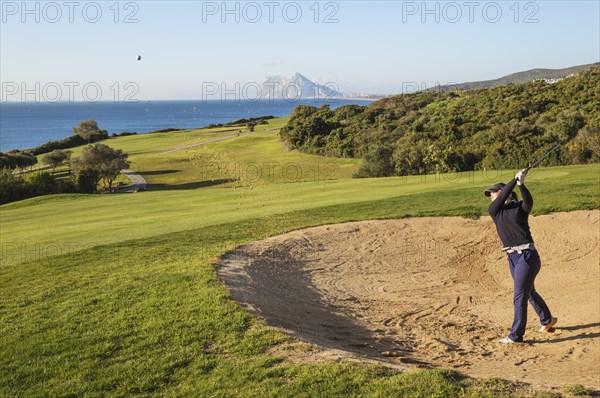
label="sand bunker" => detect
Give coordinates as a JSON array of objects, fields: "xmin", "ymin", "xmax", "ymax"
[{"xmin": 218, "ymin": 211, "xmax": 600, "ymax": 389}]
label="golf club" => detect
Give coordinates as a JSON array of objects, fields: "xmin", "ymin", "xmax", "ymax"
[{"xmin": 524, "ymin": 143, "xmax": 562, "ymax": 171}]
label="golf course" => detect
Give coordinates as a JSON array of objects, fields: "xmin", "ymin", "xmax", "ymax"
[{"xmin": 1, "ymin": 118, "xmax": 599, "ymax": 397}]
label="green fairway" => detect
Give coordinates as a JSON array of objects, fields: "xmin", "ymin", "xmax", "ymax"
[
  {"xmin": 3, "ymin": 165, "xmax": 597, "ymax": 268},
  {"xmin": 1, "ymin": 117, "xmax": 599, "ymax": 397}
]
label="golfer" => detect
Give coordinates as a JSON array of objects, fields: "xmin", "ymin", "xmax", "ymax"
[{"xmin": 485, "ymin": 169, "xmax": 557, "ymax": 343}]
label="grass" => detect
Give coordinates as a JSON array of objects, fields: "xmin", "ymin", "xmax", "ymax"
[
  {"xmin": 1, "ymin": 117, "xmax": 599, "ymax": 396},
  {"xmin": 0, "ymin": 209, "xmax": 478, "ymax": 397},
  {"xmin": 561, "ymin": 385, "xmax": 594, "ymax": 397},
  {"xmin": 2, "ymin": 164, "xmax": 597, "ymax": 268}
]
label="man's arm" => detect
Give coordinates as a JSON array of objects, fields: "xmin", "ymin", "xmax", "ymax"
[
  {"xmin": 519, "ymin": 184, "xmax": 533, "ymax": 213},
  {"xmin": 488, "ymin": 178, "xmax": 518, "ymax": 216}
]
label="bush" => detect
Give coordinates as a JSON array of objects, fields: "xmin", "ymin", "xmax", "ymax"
[
  {"xmin": 204, "ymin": 116, "xmax": 274, "ymax": 129},
  {"xmin": 566, "ymin": 127, "xmax": 600, "ymax": 164},
  {"xmin": 42, "ymin": 150, "xmax": 71, "ymax": 169},
  {"xmin": 0, "ymin": 152, "xmax": 38, "ymax": 170},
  {"xmin": 354, "ymin": 145, "xmax": 395, "ymax": 178},
  {"xmin": 26, "ymin": 172, "xmax": 61, "ymax": 196},
  {"xmin": 75, "ymin": 168, "xmax": 99, "ymax": 193},
  {"xmin": 0, "ymin": 169, "xmax": 28, "ymax": 204},
  {"xmin": 0, "ymin": 169, "xmax": 76, "ymax": 204},
  {"xmin": 279, "ymin": 67, "xmax": 600, "ymax": 178},
  {"xmin": 148, "ymin": 128, "xmax": 181, "ymax": 134},
  {"xmin": 28, "ymin": 130, "xmax": 109, "ymax": 156},
  {"xmin": 111, "ymin": 131, "xmax": 138, "ymax": 137}
]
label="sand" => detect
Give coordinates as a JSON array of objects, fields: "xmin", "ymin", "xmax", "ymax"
[{"xmin": 217, "ymin": 210, "xmax": 600, "ymax": 389}]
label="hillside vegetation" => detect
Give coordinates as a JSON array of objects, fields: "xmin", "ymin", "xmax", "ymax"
[
  {"xmin": 427, "ymin": 62, "xmax": 599, "ymax": 92},
  {"xmin": 279, "ymin": 67, "xmax": 600, "ymax": 177}
]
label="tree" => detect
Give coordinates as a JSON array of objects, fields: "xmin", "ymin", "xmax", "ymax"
[
  {"xmin": 0, "ymin": 168, "xmax": 74, "ymax": 204},
  {"xmin": 0, "ymin": 168, "xmax": 27, "ymax": 204},
  {"xmin": 12, "ymin": 152, "xmax": 38, "ymax": 171},
  {"xmin": 246, "ymin": 122, "xmax": 256, "ymax": 132},
  {"xmin": 73, "ymin": 167, "xmax": 100, "ymax": 193},
  {"xmin": 72, "ymin": 119, "xmax": 108, "ymax": 143},
  {"xmin": 353, "ymin": 145, "xmax": 395, "ymax": 178},
  {"xmin": 42, "ymin": 150, "xmax": 71, "ymax": 171},
  {"xmin": 26, "ymin": 172, "xmax": 61, "ymax": 196},
  {"xmin": 392, "ymin": 137, "xmax": 429, "ymax": 176},
  {"xmin": 72, "ymin": 143, "xmax": 130, "ymax": 193},
  {"xmin": 0, "ymin": 153, "xmax": 17, "ymax": 169},
  {"xmin": 566, "ymin": 127, "xmax": 600, "ymax": 164}
]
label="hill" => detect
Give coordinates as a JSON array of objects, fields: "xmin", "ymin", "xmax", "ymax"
[
  {"xmin": 427, "ymin": 62, "xmax": 599, "ymax": 92},
  {"xmin": 261, "ymin": 72, "xmax": 342, "ymax": 99},
  {"xmin": 279, "ymin": 67, "xmax": 600, "ymax": 177}
]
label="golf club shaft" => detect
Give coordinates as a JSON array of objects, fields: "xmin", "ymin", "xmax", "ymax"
[{"xmin": 524, "ymin": 143, "xmax": 562, "ymax": 171}]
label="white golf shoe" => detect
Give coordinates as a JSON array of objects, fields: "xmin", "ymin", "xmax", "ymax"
[
  {"xmin": 539, "ymin": 317, "xmax": 558, "ymax": 332},
  {"xmin": 498, "ymin": 337, "xmax": 522, "ymax": 344}
]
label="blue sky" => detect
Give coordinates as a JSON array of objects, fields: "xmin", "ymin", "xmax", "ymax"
[{"xmin": 1, "ymin": 0, "xmax": 598, "ymax": 100}]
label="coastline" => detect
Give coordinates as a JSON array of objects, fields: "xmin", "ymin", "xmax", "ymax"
[{"xmin": 1, "ymin": 98, "xmax": 376, "ymax": 152}]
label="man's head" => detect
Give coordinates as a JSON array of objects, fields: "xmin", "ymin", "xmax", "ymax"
[
  {"xmin": 484, "ymin": 182, "xmax": 506, "ymax": 201},
  {"xmin": 490, "ymin": 190, "xmax": 501, "ymax": 201}
]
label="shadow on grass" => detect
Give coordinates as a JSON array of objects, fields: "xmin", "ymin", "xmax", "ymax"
[
  {"xmin": 147, "ymin": 179, "xmax": 236, "ymax": 191},
  {"xmin": 141, "ymin": 169, "xmax": 180, "ymax": 176}
]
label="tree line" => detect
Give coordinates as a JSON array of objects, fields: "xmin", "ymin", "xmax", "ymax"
[
  {"xmin": 1, "ymin": 120, "xmax": 130, "ymax": 204},
  {"xmin": 279, "ymin": 67, "xmax": 600, "ymax": 177}
]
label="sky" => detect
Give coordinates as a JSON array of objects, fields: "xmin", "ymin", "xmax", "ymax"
[{"xmin": 1, "ymin": 0, "xmax": 599, "ymax": 101}]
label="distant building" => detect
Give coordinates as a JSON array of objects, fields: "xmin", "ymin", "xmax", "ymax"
[{"xmin": 535, "ymin": 73, "xmax": 576, "ymax": 85}]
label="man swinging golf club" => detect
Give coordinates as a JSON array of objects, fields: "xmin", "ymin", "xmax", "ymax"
[{"xmin": 485, "ymin": 168, "xmax": 558, "ymax": 343}]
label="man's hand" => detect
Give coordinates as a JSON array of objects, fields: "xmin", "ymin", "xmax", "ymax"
[{"xmin": 516, "ymin": 169, "xmax": 528, "ymax": 186}]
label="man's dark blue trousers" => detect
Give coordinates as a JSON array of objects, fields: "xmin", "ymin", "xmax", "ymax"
[{"xmin": 507, "ymin": 249, "xmax": 553, "ymax": 341}]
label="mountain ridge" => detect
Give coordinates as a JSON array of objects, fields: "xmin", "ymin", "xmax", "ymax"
[{"xmin": 426, "ymin": 62, "xmax": 599, "ymax": 92}]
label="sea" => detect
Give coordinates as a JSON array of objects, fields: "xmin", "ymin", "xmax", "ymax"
[{"xmin": 0, "ymin": 99, "xmax": 374, "ymax": 152}]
